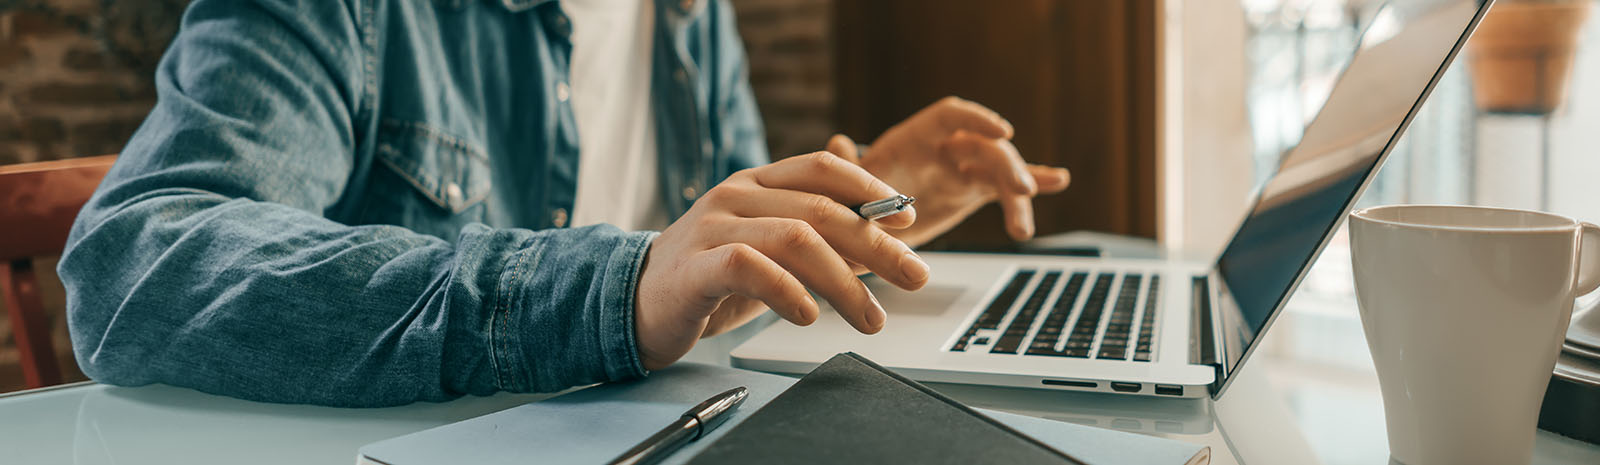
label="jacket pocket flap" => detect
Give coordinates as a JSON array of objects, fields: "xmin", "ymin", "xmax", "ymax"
[{"xmin": 374, "ymin": 119, "xmax": 492, "ymax": 213}]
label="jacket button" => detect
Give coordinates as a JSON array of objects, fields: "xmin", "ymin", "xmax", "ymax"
[
  {"xmin": 673, "ymin": 69, "xmax": 687, "ymax": 84},
  {"xmin": 681, "ymin": 185, "xmax": 699, "ymax": 201},
  {"xmin": 445, "ymin": 183, "xmax": 464, "ymax": 207},
  {"xmin": 551, "ymin": 208, "xmax": 569, "ymax": 228},
  {"xmin": 556, "ymin": 81, "xmax": 570, "ymax": 102}
]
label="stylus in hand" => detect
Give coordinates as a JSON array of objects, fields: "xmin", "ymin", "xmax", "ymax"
[{"xmin": 855, "ymin": 194, "xmax": 916, "ymax": 220}]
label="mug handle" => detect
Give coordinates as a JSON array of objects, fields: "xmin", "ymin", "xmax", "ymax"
[{"xmin": 1577, "ymin": 222, "xmax": 1600, "ymax": 295}]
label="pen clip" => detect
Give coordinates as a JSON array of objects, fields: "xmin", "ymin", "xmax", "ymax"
[{"xmin": 686, "ymin": 386, "xmax": 748, "ymax": 439}]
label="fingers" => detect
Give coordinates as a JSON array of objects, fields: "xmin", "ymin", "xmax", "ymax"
[
  {"xmin": 754, "ymin": 152, "xmax": 901, "ymax": 205},
  {"xmin": 701, "ymin": 296, "xmax": 773, "ymax": 338},
  {"xmin": 914, "ymin": 96, "xmax": 1014, "ymax": 140},
  {"xmin": 999, "ymin": 195, "xmax": 1037, "ymax": 241},
  {"xmin": 694, "ymin": 243, "xmax": 820, "ymax": 326},
  {"xmin": 1029, "ymin": 164, "xmax": 1072, "ymax": 193},
  {"xmin": 722, "ymin": 187, "xmax": 929, "ymax": 290},
  {"xmin": 826, "ymin": 134, "xmax": 861, "ymax": 164},
  {"xmin": 947, "ymin": 133, "xmax": 1036, "ymax": 196},
  {"xmin": 750, "ymin": 152, "xmax": 915, "ymax": 230},
  {"xmin": 714, "ymin": 217, "xmax": 887, "ymax": 334}
]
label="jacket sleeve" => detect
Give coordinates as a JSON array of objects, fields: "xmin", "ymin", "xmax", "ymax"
[{"xmin": 57, "ymin": 0, "xmax": 649, "ymax": 407}]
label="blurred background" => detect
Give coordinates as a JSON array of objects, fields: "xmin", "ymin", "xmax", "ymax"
[{"xmin": 1, "ymin": 0, "xmax": 1596, "ymax": 412}]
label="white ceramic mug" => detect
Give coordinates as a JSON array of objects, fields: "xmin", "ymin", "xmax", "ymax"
[{"xmin": 1349, "ymin": 204, "xmax": 1600, "ymax": 465}]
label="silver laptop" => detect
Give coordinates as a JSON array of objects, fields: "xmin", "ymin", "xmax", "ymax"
[{"xmin": 733, "ymin": 0, "xmax": 1493, "ymax": 399}]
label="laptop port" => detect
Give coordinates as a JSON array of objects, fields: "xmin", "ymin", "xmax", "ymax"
[
  {"xmin": 1155, "ymin": 384, "xmax": 1184, "ymax": 396},
  {"xmin": 1041, "ymin": 379, "xmax": 1097, "ymax": 389},
  {"xmin": 1110, "ymin": 382, "xmax": 1142, "ymax": 393}
]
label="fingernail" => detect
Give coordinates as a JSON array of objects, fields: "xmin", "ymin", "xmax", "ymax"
[
  {"xmin": 866, "ymin": 292, "xmax": 887, "ymax": 331},
  {"xmin": 900, "ymin": 251, "xmax": 930, "ymax": 285},
  {"xmin": 800, "ymin": 298, "xmax": 819, "ymax": 325},
  {"xmin": 1014, "ymin": 220, "xmax": 1034, "ymax": 240}
]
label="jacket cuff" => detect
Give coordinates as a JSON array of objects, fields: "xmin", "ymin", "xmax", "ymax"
[
  {"xmin": 596, "ymin": 230, "xmax": 656, "ymax": 381},
  {"xmin": 490, "ymin": 227, "xmax": 655, "ymax": 392}
]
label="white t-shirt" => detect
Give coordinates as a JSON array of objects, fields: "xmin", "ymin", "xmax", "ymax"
[{"xmin": 564, "ymin": 0, "xmax": 669, "ymax": 232}]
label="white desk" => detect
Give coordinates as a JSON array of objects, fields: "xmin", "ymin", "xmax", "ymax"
[
  {"xmin": 5, "ymin": 233, "xmax": 1599, "ymax": 465},
  {"xmin": 7, "ymin": 314, "xmax": 1596, "ymax": 465}
]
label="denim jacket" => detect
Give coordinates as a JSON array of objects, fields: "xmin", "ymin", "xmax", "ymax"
[{"xmin": 57, "ymin": 0, "xmax": 768, "ymax": 407}]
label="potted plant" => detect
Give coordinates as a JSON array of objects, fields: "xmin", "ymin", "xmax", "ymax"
[{"xmin": 1466, "ymin": 0, "xmax": 1593, "ymax": 115}]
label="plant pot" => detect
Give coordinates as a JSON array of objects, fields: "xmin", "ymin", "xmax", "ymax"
[{"xmin": 1466, "ymin": 1, "xmax": 1593, "ymax": 115}]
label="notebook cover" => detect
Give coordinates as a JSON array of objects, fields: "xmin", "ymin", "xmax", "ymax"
[
  {"xmin": 682, "ymin": 353, "xmax": 1093, "ymax": 464},
  {"xmin": 358, "ymin": 357, "xmax": 1208, "ymax": 465}
]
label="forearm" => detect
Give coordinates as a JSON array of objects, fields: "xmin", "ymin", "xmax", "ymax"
[{"xmin": 60, "ymin": 189, "xmax": 651, "ymax": 406}]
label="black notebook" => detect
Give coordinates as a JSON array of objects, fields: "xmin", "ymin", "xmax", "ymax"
[{"xmin": 685, "ymin": 352, "xmax": 1089, "ymax": 464}]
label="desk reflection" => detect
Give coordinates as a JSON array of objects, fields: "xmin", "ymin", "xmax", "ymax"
[{"xmin": 60, "ymin": 384, "xmax": 547, "ymax": 465}]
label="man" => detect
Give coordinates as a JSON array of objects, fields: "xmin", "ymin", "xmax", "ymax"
[{"xmin": 59, "ymin": 0, "xmax": 1070, "ymax": 407}]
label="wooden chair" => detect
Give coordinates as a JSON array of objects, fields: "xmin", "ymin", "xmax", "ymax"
[{"xmin": 0, "ymin": 155, "xmax": 116, "ymax": 389}]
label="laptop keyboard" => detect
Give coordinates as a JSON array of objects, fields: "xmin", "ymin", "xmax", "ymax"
[
  {"xmin": 949, "ymin": 268, "xmax": 1161, "ymax": 362},
  {"xmin": 989, "ymin": 271, "xmax": 1059, "ymax": 353}
]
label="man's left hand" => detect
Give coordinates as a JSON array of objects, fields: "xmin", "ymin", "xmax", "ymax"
[{"xmin": 827, "ymin": 96, "xmax": 1071, "ymax": 248}]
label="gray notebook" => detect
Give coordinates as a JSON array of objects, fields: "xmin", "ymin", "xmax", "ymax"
[{"xmin": 359, "ymin": 360, "xmax": 1209, "ymax": 465}]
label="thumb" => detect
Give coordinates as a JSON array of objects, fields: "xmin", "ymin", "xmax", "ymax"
[{"xmin": 826, "ymin": 134, "xmax": 861, "ymax": 164}]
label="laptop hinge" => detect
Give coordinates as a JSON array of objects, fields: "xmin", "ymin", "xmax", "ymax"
[{"xmin": 1189, "ymin": 276, "xmax": 1224, "ymax": 391}]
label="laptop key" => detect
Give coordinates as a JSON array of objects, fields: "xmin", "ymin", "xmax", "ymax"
[{"xmin": 951, "ymin": 331, "xmax": 974, "ymax": 352}]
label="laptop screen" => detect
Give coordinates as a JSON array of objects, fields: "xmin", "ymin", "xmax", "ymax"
[{"xmin": 1209, "ymin": 0, "xmax": 1488, "ymax": 395}]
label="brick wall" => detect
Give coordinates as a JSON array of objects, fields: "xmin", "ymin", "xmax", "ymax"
[
  {"xmin": 0, "ymin": 0, "xmax": 834, "ymax": 392},
  {"xmin": 0, "ymin": 0, "xmax": 188, "ymax": 165},
  {"xmin": 730, "ymin": 0, "xmax": 836, "ymax": 158}
]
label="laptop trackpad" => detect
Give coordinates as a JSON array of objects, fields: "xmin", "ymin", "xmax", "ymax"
[{"xmin": 865, "ymin": 278, "xmax": 964, "ymax": 316}]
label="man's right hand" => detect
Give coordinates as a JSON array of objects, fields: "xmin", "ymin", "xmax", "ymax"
[{"xmin": 633, "ymin": 152, "xmax": 932, "ymax": 370}]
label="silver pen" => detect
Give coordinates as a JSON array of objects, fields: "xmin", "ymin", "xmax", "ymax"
[
  {"xmin": 608, "ymin": 386, "xmax": 749, "ymax": 465},
  {"xmin": 855, "ymin": 194, "xmax": 916, "ymax": 220}
]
